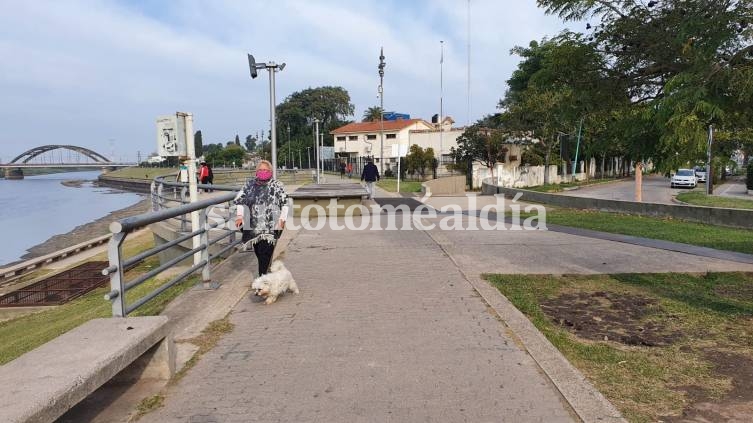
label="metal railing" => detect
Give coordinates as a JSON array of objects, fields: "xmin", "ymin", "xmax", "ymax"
[{"xmin": 103, "ymin": 178, "xmax": 243, "ymax": 317}]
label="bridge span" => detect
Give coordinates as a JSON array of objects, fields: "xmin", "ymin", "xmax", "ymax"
[{"xmin": 1, "ymin": 144, "xmax": 136, "ymax": 179}]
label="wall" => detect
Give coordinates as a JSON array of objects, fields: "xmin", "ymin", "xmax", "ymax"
[
  {"xmin": 421, "ymin": 175, "xmax": 466, "ymax": 196},
  {"xmin": 482, "ymin": 181, "xmax": 753, "ymax": 230},
  {"xmin": 470, "ymin": 156, "xmax": 596, "ymax": 189}
]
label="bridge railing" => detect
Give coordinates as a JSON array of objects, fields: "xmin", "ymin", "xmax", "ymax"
[{"xmin": 103, "ymin": 180, "xmax": 243, "ymax": 317}]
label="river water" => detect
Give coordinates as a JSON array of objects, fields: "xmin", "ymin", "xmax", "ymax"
[{"xmin": 0, "ymin": 171, "xmax": 142, "ymax": 266}]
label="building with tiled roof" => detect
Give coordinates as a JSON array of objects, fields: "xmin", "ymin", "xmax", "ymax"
[{"xmin": 330, "ymin": 117, "xmax": 465, "ymax": 169}]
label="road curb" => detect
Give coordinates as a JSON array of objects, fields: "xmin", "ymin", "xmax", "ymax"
[
  {"xmin": 464, "ymin": 275, "xmax": 626, "ymax": 423},
  {"xmin": 422, "ymin": 228, "xmax": 626, "ymax": 423}
]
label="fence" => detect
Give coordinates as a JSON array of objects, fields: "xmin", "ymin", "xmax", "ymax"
[{"xmin": 103, "ymin": 178, "xmax": 241, "ymax": 317}]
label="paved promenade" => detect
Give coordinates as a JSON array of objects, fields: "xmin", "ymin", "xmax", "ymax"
[
  {"xmin": 143, "ymin": 214, "xmax": 580, "ymax": 422},
  {"xmin": 141, "ymin": 191, "xmax": 753, "ymax": 422}
]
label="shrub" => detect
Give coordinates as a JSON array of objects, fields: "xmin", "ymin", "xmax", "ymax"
[{"xmin": 747, "ymin": 162, "xmax": 753, "ymax": 190}]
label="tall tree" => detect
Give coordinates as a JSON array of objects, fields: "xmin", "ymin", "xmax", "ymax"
[
  {"xmin": 194, "ymin": 130, "xmax": 203, "ymax": 156},
  {"xmin": 451, "ymin": 124, "xmax": 513, "ymax": 180},
  {"xmin": 537, "ymin": 0, "xmax": 753, "ymax": 168},
  {"xmin": 245, "ymin": 134, "xmax": 257, "ymax": 152},
  {"xmin": 276, "ymin": 86, "xmax": 355, "ymax": 147},
  {"xmin": 234, "ymin": 134, "xmax": 241, "ymax": 146},
  {"xmin": 362, "ymin": 106, "xmax": 384, "ymax": 122}
]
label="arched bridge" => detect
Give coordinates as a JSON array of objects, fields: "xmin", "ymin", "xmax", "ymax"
[
  {"xmin": 9, "ymin": 145, "xmax": 112, "ymax": 164},
  {"xmin": 1, "ymin": 145, "xmax": 136, "ymax": 178}
]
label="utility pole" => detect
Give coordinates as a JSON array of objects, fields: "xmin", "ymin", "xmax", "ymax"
[
  {"xmin": 440, "ymin": 40, "xmax": 444, "ymax": 158},
  {"xmin": 706, "ymin": 124, "xmax": 714, "ymax": 195},
  {"xmin": 314, "ymin": 119, "xmax": 320, "ymax": 183},
  {"xmin": 378, "ymin": 47, "xmax": 386, "ymax": 175}
]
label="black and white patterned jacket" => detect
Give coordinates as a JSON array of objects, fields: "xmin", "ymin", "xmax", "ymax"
[{"xmin": 233, "ymin": 178, "xmax": 288, "ymax": 246}]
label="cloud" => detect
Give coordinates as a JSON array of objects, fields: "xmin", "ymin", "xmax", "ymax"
[{"xmin": 0, "ymin": 0, "xmax": 569, "ymax": 161}]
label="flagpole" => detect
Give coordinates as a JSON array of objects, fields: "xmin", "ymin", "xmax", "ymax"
[{"xmin": 440, "ymin": 40, "xmax": 444, "ymax": 159}]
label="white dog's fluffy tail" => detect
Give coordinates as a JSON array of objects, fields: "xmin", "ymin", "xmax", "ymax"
[{"xmin": 269, "ymin": 260, "xmax": 285, "ymax": 273}]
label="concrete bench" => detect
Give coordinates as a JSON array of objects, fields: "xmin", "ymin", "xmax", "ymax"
[
  {"xmin": 288, "ymin": 183, "xmax": 369, "ymax": 216},
  {"xmin": 0, "ymin": 316, "xmax": 174, "ymax": 423}
]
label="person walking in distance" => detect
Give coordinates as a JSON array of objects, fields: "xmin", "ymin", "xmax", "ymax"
[
  {"xmin": 206, "ymin": 163, "xmax": 214, "ymax": 192},
  {"xmin": 346, "ymin": 162, "xmax": 353, "ymax": 179},
  {"xmin": 199, "ymin": 162, "xmax": 210, "ymax": 193},
  {"xmin": 234, "ymin": 160, "xmax": 289, "ymax": 276},
  {"xmin": 339, "ymin": 160, "xmax": 346, "ymax": 179},
  {"xmin": 361, "ymin": 158, "xmax": 380, "ymax": 200}
]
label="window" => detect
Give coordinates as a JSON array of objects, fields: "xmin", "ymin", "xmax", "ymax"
[
  {"xmin": 336, "ymin": 136, "xmax": 346, "ymax": 141},
  {"xmin": 386, "ymin": 133, "xmax": 396, "ymax": 139},
  {"xmin": 348, "ymin": 135, "xmax": 358, "ymax": 141},
  {"xmin": 366, "ymin": 134, "xmax": 377, "ymax": 140}
]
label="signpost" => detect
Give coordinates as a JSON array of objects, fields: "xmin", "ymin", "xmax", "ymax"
[{"xmin": 156, "ymin": 112, "xmax": 201, "ymax": 269}]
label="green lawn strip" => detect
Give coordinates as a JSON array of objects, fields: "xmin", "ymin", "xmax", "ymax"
[
  {"xmin": 532, "ymin": 208, "xmax": 753, "ymax": 255},
  {"xmin": 676, "ymin": 192, "xmax": 753, "ymax": 210},
  {"xmin": 486, "ymin": 272, "xmax": 753, "ymax": 422},
  {"xmin": 105, "ymin": 167, "xmax": 177, "ymax": 181},
  {"xmin": 376, "ymin": 179, "xmax": 424, "ymax": 193},
  {"xmin": 0, "ymin": 232, "xmax": 199, "ymax": 365},
  {"xmin": 526, "ymin": 177, "xmax": 624, "ymax": 193}
]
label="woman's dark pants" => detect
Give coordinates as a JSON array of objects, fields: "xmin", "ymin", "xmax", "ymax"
[{"xmin": 253, "ymin": 230, "xmax": 283, "ymax": 276}]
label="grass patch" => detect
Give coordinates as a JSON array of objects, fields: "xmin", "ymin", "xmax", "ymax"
[
  {"xmin": 535, "ymin": 208, "xmax": 753, "ymax": 255},
  {"xmin": 376, "ymin": 179, "xmax": 423, "ymax": 193},
  {"xmin": 676, "ymin": 191, "xmax": 753, "ymax": 210},
  {"xmin": 131, "ymin": 394, "xmax": 164, "ymax": 421},
  {"xmin": 526, "ymin": 177, "xmax": 623, "ymax": 193},
  {"xmin": 172, "ymin": 316, "xmax": 234, "ymax": 384},
  {"xmin": 106, "ymin": 167, "xmax": 177, "ymax": 180},
  {"xmin": 486, "ymin": 272, "xmax": 753, "ymax": 422},
  {"xmin": 0, "ymin": 231, "xmax": 199, "ymax": 365}
]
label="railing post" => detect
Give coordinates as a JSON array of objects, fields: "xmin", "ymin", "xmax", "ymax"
[
  {"xmin": 199, "ymin": 207, "xmax": 218, "ymax": 289},
  {"xmin": 180, "ymin": 187, "xmax": 188, "ymax": 232},
  {"xmin": 105, "ymin": 232, "xmax": 127, "ymax": 317}
]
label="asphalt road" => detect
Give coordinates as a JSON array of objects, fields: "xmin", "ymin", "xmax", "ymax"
[
  {"xmin": 559, "ymin": 175, "xmax": 681, "ymax": 204},
  {"xmin": 557, "ymin": 174, "xmax": 750, "ymax": 204}
]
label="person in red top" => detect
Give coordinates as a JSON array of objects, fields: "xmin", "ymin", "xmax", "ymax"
[{"xmin": 199, "ymin": 162, "xmax": 210, "ymax": 192}]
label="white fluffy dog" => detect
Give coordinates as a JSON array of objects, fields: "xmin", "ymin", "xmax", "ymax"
[{"xmin": 251, "ymin": 260, "xmax": 299, "ymax": 304}]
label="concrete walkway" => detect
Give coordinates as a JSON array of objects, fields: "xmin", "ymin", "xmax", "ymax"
[
  {"xmin": 140, "ymin": 192, "xmax": 753, "ymax": 422},
  {"xmin": 142, "ymin": 214, "xmax": 586, "ymax": 423}
]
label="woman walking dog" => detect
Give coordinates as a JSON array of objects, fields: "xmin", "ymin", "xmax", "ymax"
[{"xmin": 234, "ymin": 160, "xmax": 289, "ymax": 276}]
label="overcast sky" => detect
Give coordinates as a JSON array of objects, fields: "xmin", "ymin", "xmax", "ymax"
[{"xmin": 0, "ymin": 0, "xmax": 572, "ymax": 162}]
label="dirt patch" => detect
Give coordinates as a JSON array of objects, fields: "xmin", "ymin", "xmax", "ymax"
[
  {"xmin": 540, "ymin": 291, "xmax": 682, "ymax": 346},
  {"xmin": 714, "ymin": 284, "xmax": 753, "ymax": 302},
  {"xmin": 665, "ymin": 351, "xmax": 753, "ymax": 422}
]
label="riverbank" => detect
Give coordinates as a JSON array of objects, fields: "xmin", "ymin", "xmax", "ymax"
[{"xmin": 18, "ymin": 197, "xmax": 150, "ymax": 262}]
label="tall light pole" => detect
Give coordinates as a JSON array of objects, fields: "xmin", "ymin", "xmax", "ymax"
[
  {"xmin": 440, "ymin": 40, "xmax": 444, "ymax": 158},
  {"xmin": 287, "ymin": 125, "xmax": 291, "ymax": 169},
  {"xmin": 320, "ymin": 132, "xmax": 325, "ymax": 176},
  {"xmin": 378, "ymin": 47, "xmax": 386, "ymax": 174},
  {"xmin": 314, "ymin": 118, "xmax": 320, "ymax": 183},
  {"xmin": 307, "ymin": 146, "xmax": 311, "ymax": 169},
  {"xmin": 706, "ymin": 124, "xmax": 714, "ymax": 195},
  {"xmin": 248, "ymin": 54, "xmax": 285, "ymax": 179}
]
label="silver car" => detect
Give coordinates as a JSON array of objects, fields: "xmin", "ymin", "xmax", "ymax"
[
  {"xmin": 671, "ymin": 169, "xmax": 697, "ymax": 188},
  {"xmin": 694, "ymin": 167, "xmax": 707, "ymax": 183}
]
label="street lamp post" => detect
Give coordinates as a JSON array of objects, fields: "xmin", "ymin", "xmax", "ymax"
[
  {"xmin": 378, "ymin": 47, "xmax": 386, "ymax": 175},
  {"xmin": 247, "ymin": 54, "xmax": 285, "ymax": 179},
  {"xmin": 307, "ymin": 146, "xmax": 311, "ymax": 169},
  {"xmin": 314, "ymin": 119, "xmax": 320, "ymax": 183},
  {"xmin": 706, "ymin": 124, "xmax": 714, "ymax": 195}
]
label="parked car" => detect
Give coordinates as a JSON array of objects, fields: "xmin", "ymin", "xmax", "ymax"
[
  {"xmin": 671, "ymin": 169, "xmax": 697, "ymax": 188},
  {"xmin": 694, "ymin": 167, "xmax": 707, "ymax": 183}
]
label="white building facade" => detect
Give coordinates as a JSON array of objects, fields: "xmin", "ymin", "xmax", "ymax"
[{"xmin": 331, "ymin": 117, "xmax": 465, "ymax": 167}]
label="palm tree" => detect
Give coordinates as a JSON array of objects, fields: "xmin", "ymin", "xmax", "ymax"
[{"xmin": 362, "ymin": 106, "xmax": 384, "ymax": 122}]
